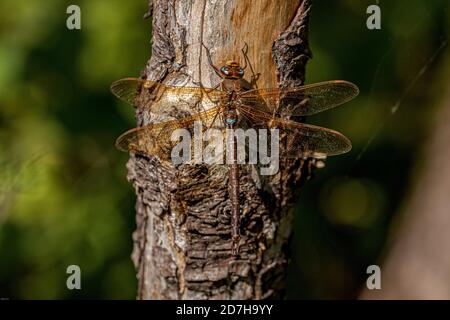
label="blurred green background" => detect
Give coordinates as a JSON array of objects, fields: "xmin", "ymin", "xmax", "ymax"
[{"xmin": 0, "ymin": 0, "xmax": 448, "ymax": 299}]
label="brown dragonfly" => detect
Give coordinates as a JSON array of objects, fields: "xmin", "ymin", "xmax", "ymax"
[{"xmin": 111, "ymin": 61, "xmax": 358, "ymax": 255}]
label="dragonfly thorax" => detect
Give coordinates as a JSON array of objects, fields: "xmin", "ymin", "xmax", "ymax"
[{"xmin": 224, "ymin": 108, "xmax": 239, "ymax": 127}]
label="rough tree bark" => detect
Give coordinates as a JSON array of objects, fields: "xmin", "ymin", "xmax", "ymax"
[{"xmin": 127, "ymin": 0, "xmax": 315, "ymax": 299}]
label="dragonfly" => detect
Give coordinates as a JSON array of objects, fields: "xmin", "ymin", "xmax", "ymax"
[{"xmin": 111, "ymin": 60, "xmax": 359, "ymax": 255}]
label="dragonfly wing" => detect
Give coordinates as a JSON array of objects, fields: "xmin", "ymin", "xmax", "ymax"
[
  {"xmin": 116, "ymin": 106, "xmax": 225, "ymax": 160},
  {"xmin": 273, "ymin": 119, "xmax": 352, "ymax": 158},
  {"xmin": 116, "ymin": 125, "xmax": 171, "ymax": 159},
  {"xmin": 110, "ymin": 78, "xmax": 147, "ymax": 105},
  {"xmin": 238, "ymin": 80, "xmax": 359, "ymax": 117},
  {"xmin": 111, "ymin": 78, "xmax": 225, "ymax": 108},
  {"xmin": 238, "ymin": 106, "xmax": 351, "ymax": 158}
]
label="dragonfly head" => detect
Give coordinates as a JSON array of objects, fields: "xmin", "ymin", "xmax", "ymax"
[{"xmin": 220, "ymin": 61, "xmax": 244, "ymax": 80}]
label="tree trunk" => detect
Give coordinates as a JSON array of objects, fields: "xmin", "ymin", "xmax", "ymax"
[{"xmin": 127, "ymin": 0, "xmax": 313, "ymax": 300}]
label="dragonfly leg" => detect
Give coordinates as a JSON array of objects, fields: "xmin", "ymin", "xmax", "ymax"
[
  {"xmin": 202, "ymin": 42, "xmax": 223, "ymax": 78},
  {"xmin": 306, "ymin": 158, "xmax": 315, "ymax": 180},
  {"xmin": 241, "ymin": 42, "xmax": 249, "ymax": 70},
  {"xmin": 205, "ymin": 108, "xmax": 222, "ymax": 131},
  {"xmin": 240, "ymin": 44, "xmax": 260, "ymax": 89}
]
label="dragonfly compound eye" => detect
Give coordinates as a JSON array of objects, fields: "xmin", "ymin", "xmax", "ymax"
[{"xmin": 221, "ymin": 66, "xmax": 230, "ymax": 75}]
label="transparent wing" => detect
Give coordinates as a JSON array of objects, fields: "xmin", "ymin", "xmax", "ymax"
[
  {"xmin": 238, "ymin": 106, "xmax": 351, "ymax": 158},
  {"xmin": 111, "ymin": 78, "xmax": 226, "ymax": 107},
  {"xmin": 116, "ymin": 106, "xmax": 225, "ymax": 159},
  {"xmin": 238, "ymin": 80, "xmax": 359, "ymax": 117}
]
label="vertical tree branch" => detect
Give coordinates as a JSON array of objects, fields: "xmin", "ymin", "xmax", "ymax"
[{"xmin": 126, "ymin": 0, "xmax": 314, "ymax": 299}]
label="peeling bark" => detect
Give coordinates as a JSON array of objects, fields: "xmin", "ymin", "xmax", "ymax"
[{"xmin": 127, "ymin": 0, "xmax": 315, "ymax": 300}]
